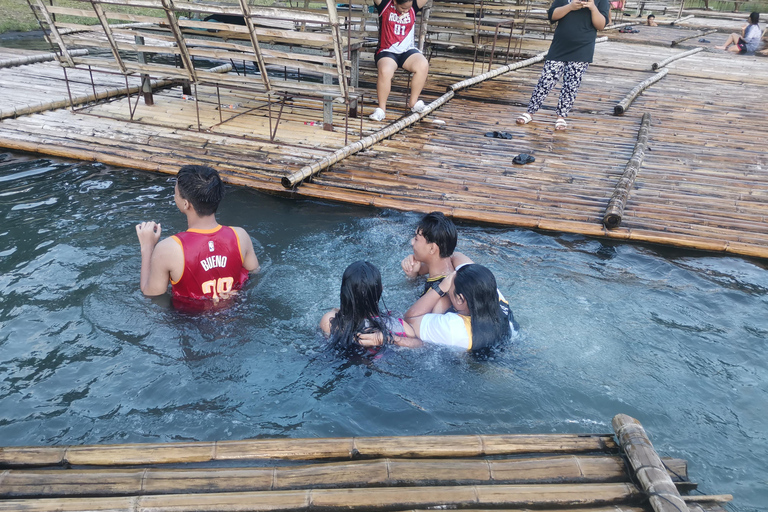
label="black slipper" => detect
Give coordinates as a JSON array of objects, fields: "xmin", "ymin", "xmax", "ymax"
[
  {"xmin": 513, "ymin": 153, "xmax": 535, "ymax": 165},
  {"xmin": 698, "ymin": 38, "xmax": 710, "ymax": 43},
  {"xmin": 485, "ymin": 131, "xmax": 514, "ymax": 139}
]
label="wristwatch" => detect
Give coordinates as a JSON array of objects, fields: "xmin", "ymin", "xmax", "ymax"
[{"xmin": 431, "ymin": 281, "xmax": 446, "ymax": 297}]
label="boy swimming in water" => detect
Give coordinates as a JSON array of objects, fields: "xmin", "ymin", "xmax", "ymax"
[{"xmin": 401, "ymin": 211, "xmax": 472, "ymax": 310}]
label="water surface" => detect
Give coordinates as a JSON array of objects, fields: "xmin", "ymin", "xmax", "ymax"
[{"xmin": 0, "ymin": 153, "xmax": 765, "ymax": 511}]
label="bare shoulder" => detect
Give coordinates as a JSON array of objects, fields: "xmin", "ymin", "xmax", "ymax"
[
  {"xmin": 320, "ymin": 308, "xmax": 339, "ymax": 336},
  {"xmin": 451, "ymin": 251, "xmax": 474, "ymax": 267}
]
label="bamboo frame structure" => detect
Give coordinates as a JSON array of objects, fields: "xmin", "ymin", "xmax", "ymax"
[
  {"xmin": 614, "ymin": 69, "xmax": 669, "ymax": 115},
  {"xmin": 603, "ymin": 113, "xmax": 651, "ymax": 229}
]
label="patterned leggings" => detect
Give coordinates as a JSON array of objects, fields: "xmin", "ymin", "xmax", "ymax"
[{"xmin": 526, "ymin": 60, "xmax": 590, "ymax": 118}]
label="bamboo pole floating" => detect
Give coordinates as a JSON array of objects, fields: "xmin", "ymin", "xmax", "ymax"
[
  {"xmin": 0, "ymin": 49, "xmax": 88, "ymax": 69},
  {"xmin": 603, "ymin": 113, "xmax": 651, "ymax": 229},
  {"xmin": 0, "ymin": 483, "xmax": 643, "ymax": 512},
  {"xmin": 0, "ymin": 456, "xmax": 691, "ymax": 498},
  {"xmin": 0, "ymin": 434, "xmax": 617, "ymax": 467},
  {"xmin": 614, "ymin": 68, "xmax": 669, "ymax": 115},
  {"xmin": 612, "ymin": 414, "xmax": 688, "ymax": 512},
  {"xmin": 671, "ymin": 29, "xmax": 716, "ymax": 47},
  {"xmin": 603, "ymin": 22, "xmax": 641, "ymax": 31},
  {"xmin": 0, "ymin": 63, "xmax": 232, "ymax": 121},
  {"xmin": 651, "ymin": 47, "xmax": 704, "ymax": 71}
]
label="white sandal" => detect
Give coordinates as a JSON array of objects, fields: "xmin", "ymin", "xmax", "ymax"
[
  {"xmin": 555, "ymin": 117, "xmax": 567, "ymax": 131},
  {"xmin": 516, "ymin": 112, "xmax": 532, "ymax": 125}
]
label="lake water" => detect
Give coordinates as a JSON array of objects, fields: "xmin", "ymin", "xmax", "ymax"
[{"xmin": 0, "ymin": 152, "xmax": 765, "ymax": 511}]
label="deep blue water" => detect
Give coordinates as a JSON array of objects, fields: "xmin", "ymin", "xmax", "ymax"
[{"xmin": 0, "ymin": 152, "xmax": 766, "ymax": 511}]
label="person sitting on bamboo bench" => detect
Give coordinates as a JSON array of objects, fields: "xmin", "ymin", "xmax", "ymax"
[
  {"xmin": 359, "ymin": 264, "xmax": 517, "ymax": 351},
  {"xmin": 369, "ymin": 0, "xmax": 430, "ymax": 122},
  {"xmin": 136, "ymin": 165, "xmax": 260, "ymax": 311},
  {"xmin": 401, "ymin": 212, "xmax": 473, "ymax": 311}
]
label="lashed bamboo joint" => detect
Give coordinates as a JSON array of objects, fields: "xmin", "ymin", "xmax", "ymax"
[{"xmin": 0, "ymin": 417, "xmax": 729, "ymax": 512}]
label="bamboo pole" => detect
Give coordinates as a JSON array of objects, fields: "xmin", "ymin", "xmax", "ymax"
[
  {"xmin": 651, "ymin": 47, "xmax": 703, "ymax": 71},
  {"xmin": 603, "ymin": 112, "xmax": 651, "ymax": 229},
  {"xmin": 0, "ymin": 64, "xmax": 232, "ymax": 121},
  {"xmin": 670, "ymin": 14, "xmax": 694, "ymax": 25},
  {"xmin": 612, "ymin": 414, "xmax": 688, "ymax": 512},
  {"xmin": 671, "ymin": 29, "xmax": 716, "ymax": 47},
  {"xmin": 0, "ymin": 49, "xmax": 89, "ymax": 69},
  {"xmin": 603, "ymin": 22, "xmax": 640, "ymax": 31},
  {"xmin": 0, "ymin": 483, "xmax": 642, "ymax": 512},
  {"xmin": 0, "ymin": 434, "xmax": 616, "ymax": 467},
  {"xmin": 0, "ymin": 456, "xmax": 691, "ymax": 498},
  {"xmin": 614, "ymin": 68, "xmax": 669, "ymax": 115}
]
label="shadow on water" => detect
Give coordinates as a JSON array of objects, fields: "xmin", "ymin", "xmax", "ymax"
[{"xmin": 0, "ymin": 153, "xmax": 766, "ymax": 511}]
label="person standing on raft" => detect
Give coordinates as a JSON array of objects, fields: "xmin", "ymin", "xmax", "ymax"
[
  {"xmin": 135, "ymin": 165, "xmax": 260, "ymax": 308},
  {"xmin": 516, "ymin": 0, "xmax": 609, "ymax": 131},
  {"xmin": 369, "ymin": 0, "xmax": 430, "ymax": 122}
]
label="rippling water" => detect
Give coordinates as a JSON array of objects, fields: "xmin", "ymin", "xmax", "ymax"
[{"xmin": 0, "ymin": 152, "xmax": 765, "ymax": 511}]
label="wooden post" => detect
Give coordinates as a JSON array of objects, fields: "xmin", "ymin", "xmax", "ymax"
[
  {"xmin": 135, "ymin": 35, "xmax": 153, "ymax": 106},
  {"xmin": 612, "ymin": 414, "xmax": 688, "ymax": 512},
  {"xmin": 603, "ymin": 113, "xmax": 651, "ymax": 229}
]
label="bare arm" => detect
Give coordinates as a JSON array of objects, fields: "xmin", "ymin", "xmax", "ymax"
[
  {"xmin": 585, "ymin": 0, "xmax": 607, "ymax": 30},
  {"xmin": 136, "ymin": 221, "xmax": 179, "ymax": 296},
  {"xmin": 401, "ymin": 254, "xmax": 428, "ymax": 278},
  {"xmin": 416, "ymin": 0, "xmax": 430, "ymax": 9},
  {"xmin": 357, "ymin": 320, "xmax": 424, "ymax": 348},
  {"xmin": 404, "ymin": 272, "xmax": 454, "ymax": 329},
  {"xmin": 233, "ymin": 227, "xmax": 260, "ymax": 273},
  {"xmin": 450, "ymin": 251, "xmax": 473, "ymax": 268}
]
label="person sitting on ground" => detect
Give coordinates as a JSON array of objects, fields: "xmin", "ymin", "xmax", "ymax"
[
  {"xmin": 320, "ymin": 261, "xmax": 420, "ymax": 349},
  {"xmin": 515, "ymin": 0, "xmax": 610, "ymax": 131},
  {"xmin": 369, "ymin": 0, "xmax": 430, "ymax": 122},
  {"xmin": 646, "ymin": 14, "xmax": 658, "ymax": 26},
  {"xmin": 136, "ymin": 165, "xmax": 259, "ymax": 309},
  {"xmin": 401, "ymin": 212, "xmax": 473, "ymax": 310},
  {"xmin": 360, "ymin": 264, "xmax": 517, "ymax": 351},
  {"xmin": 719, "ymin": 12, "xmax": 761, "ymax": 54}
]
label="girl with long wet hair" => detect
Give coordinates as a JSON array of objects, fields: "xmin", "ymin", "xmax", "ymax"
[
  {"xmin": 320, "ymin": 261, "xmax": 419, "ymax": 350},
  {"xmin": 358, "ymin": 263, "xmax": 516, "ymax": 351}
]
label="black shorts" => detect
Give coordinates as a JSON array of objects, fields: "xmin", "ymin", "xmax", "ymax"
[
  {"xmin": 375, "ymin": 48, "xmax": 421, "ymax": 68},
  {"xmin": 737, "ymin": 40, "xmax": 748, "ymax": 54}
]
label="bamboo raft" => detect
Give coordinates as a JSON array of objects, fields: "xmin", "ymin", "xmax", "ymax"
[
  {"xmin": 0, "ymin": 415, "xmax": 730, "ymax": 512},
  {"xmin": 1, "ymin": 6, "xmax": 767, "ymax": 259}
]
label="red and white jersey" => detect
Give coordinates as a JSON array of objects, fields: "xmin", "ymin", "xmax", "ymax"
[
  {"xmin": 170, "ymin": 225, "xmax": 249, "ymax": 304},
  {"xmin": 376, "ymin": 0, "xmax": 421, "ymax": 55}
]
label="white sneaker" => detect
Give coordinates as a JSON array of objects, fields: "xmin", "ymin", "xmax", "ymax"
[
  {"xmin": 411, "ymin": 100, "xmax": 426, "ymax": 113},
  {"xmin": 369, "ymin": 108, "xmax": 386, "ymax": 121}
]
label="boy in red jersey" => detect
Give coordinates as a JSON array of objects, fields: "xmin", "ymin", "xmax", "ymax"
[
  {"xmin": 136, "ymin": 165, "xmax": 260, "ymax": 308},
  {"xmin": 369, "ymin": 0, "xmax": 430, "ymax": 122}
]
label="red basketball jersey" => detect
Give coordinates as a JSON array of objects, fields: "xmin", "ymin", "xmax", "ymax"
[
  {"xmin": 376, "ymin": 0, "xmax": 419, "ymax": 54},
  {"xmin": 170, "ymin": 226, "xmax": 249, "ymax": 304}
]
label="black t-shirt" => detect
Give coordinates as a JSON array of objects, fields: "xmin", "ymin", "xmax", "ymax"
[{"xmin": 546, "ymin": 0, "xmax": 610, "ymax": 63}]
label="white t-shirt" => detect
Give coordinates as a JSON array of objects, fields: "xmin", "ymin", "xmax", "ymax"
[{"xmin": 419, "ymin": 290, "xmax": 516, "ymax": 350}]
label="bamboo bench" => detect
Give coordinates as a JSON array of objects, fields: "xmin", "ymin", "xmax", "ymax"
[{"xmin": 28, "ymin": 0, "xmax": 362, "ymax": 134}]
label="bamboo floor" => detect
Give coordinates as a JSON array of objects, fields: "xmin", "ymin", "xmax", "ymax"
[
  {"xmin": 0, "ymin": 415, "xmax": 729, "ymax": 512},
  {"xmin": 1, "ymin": 21, "xmax": 767, "ymax": 259}
]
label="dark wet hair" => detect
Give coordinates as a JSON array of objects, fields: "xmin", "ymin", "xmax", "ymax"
[
  {"xmin": 329, "ymin": 261, "xmax": 394, "ymax": 350},
  {"xmin": 176, "ymin": 165, "xmax": 224, "ymax": 217},
  {"xmin": 647, "ymin": 14, "xmax": 655, "ymax": 19},
  {"xmin": 454, "ymin": 264, "xmax": 511, "ymax": 351},
  {"xmin": 416, "ymin": 212, "xmax": 457, "ymax": 259},
  {"xmin": 395, "ymin": 0, "xmax": 413, "ymax": 5},
  {"xmin": 749, "ymin": 12, "xmax": 759, "ymax": 25}
]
